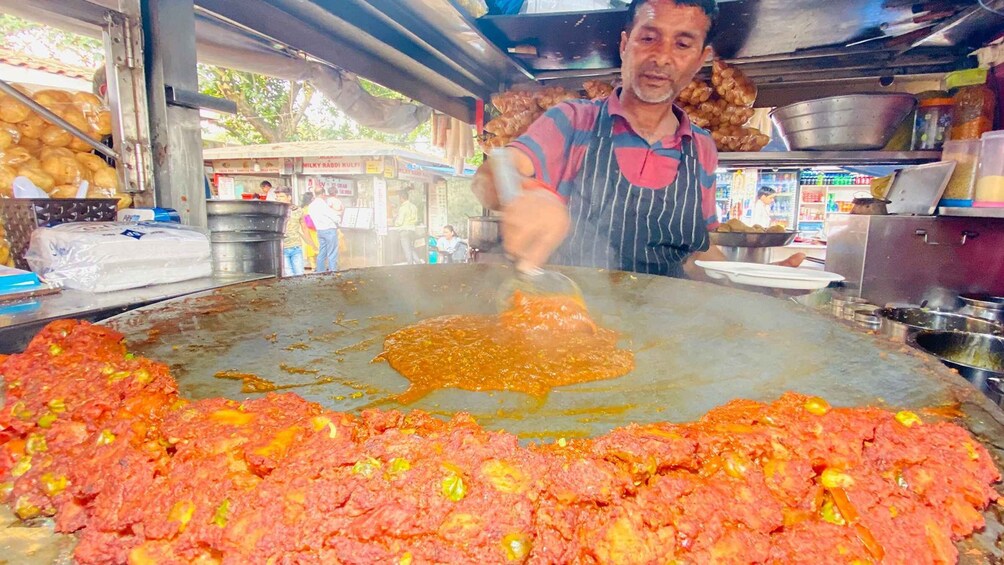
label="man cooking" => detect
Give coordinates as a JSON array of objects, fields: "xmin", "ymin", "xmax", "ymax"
[{"xmin": 473, "ymin": 0, "xmax": 801, "ymax": 277}]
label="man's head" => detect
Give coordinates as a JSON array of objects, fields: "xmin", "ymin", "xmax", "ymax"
[
  {"xmin": 260, "ymin": 180, "xmax": 273, "ymax": 191},
  {"xmin": 443, "ymin": 225, "xmax": 455, "ymax": 238},
  {"xmin": 275, "ymin": 186, "xmax": 292, "ymax": 204},
  {"xmin": 400, "ymin": 191, "xmax": 410, "ymax": 202},
  {"xmin": 620, "ymin": 0, "xmax": 717, "ymax": 105},
  {"xmin": 757, "ymin": 186, "xmax": 776, "ymax": 204}
]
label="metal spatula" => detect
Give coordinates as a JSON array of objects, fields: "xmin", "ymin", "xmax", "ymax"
[{"xmin": 489, "ymin": 148, "xmax": 582, "ymax": 310}]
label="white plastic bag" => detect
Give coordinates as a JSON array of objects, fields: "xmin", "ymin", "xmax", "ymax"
[
  {"xmin": 26, "ymin": 222, "xmax": 212, "ymax": 293},
  {"xmin": 521, "ymin": 0, "xmax": 612, "ymax": 13}
]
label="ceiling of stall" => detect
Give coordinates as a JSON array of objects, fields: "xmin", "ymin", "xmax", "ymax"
[{"xmin": 5, "ymin": 0, "xmax": 1004, "ymax": 121}]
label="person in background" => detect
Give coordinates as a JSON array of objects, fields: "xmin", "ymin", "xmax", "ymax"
[
  {"xmin": 275, "ymin": 187, "xmax": 312, "ymax": 276},
  {"xmin": 395, "ymin": 190, "xmax": 422, "ymax": 264},
  {"xmin": 301, "ymin": 192, "xmax": 319, "ymax": 270},
  {"xmin": 308, "ymin": 188, "xmax": 342, "ymax": 273},
  {"xmin": 749, "ymin": 186, "xmax": 776, "ymax": 228},
  {"xmin": 437, "ymin": 224, "xmax": 469, "ymax": 263},
  {"xmin": 261, "ymin": 180, "xmax": 277, "ymax": 201}
]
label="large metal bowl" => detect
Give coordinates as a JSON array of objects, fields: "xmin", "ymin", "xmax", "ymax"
[
  {"xmin": 877, "ymin": 307, "xmax": 1004, "ymax": 342},
  {"xmin": 708, "ymin": 230, "xmax": 797, "ymax": 248},
  {"xmin": 770, "ymin": 94, "xmax": 917, "ymax": 151},
  {"xmin": 909, "ymin": 330, "xmax": 1004, "ymax": 407}
]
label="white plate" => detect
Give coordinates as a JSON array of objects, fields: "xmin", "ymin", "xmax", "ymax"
[{"xmin": 694, "ymin": 261, "xmax": 845, "ymax": 290}]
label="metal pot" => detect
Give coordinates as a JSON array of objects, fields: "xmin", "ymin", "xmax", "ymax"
[
  {"xmin": 770, "ymin": 93, "xmax": 917, "ymax": 151},
  {"xmin": 909, "ymin": 330, "xmax": 1004, "ymax": 406},
  {"xmin": 877, "ymin": 307, "xmax": 1004, "ymax": 342},
  {"xmin": 206, "ymin": 200, "xmax": 289, "ymax": 276},
  {"xmin": 467, "ymin": 215, "xmax": 502, "ymax": 252},
  {"xmin": 958, "ymin": 293, "xmax": 1004, "ymax": 324},
  {"xmin": 850, "ymin": 198, "xmax": 889, "ymax": 215}
]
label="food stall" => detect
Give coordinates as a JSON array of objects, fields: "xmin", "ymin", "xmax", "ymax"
[
  {"xmin": 204, "ymin": 140, "xmax": 459, "ymax": 267},
  {"xmin": 3, "ymin": 0, "xmax": 1004, "ymax": 562}
]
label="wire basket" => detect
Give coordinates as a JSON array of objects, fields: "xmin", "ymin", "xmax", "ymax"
[{"xmin": 0, "ymin": 198, "xmax": 118, "ymax": 270}]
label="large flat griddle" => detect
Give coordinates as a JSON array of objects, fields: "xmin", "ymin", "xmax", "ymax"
[{"xmin": 5, "ymin": 264, "xmax": 1004, "ymax": 562}]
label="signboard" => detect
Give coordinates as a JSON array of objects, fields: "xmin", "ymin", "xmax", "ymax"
[
  {"xmin": 216, "ymin": 176, "xmax": 236, "ymax": 200},
  {"xmin": 210, "ymin": 158, "xmax": 283, "ymax": 174},
  {"xmin": 365, "ymin": 160, "xmax": 384, "ymax": 175},
  {"xmin": 397, "ymin": 160, "xmax": 433, "ymax": 182},
  {"xmin": 305, "ymin": 176, "xmax": 356, "ymax": 197},
  {"xmin": 300, "ymin": 156, "xmax": 366, "ymax": 175},
  {"xmin": 373, "ymin": 177, "xmax": 388, "ymax": 236},
  {"xmin": 342, "ymin": 208, "xmax": 359, "ymax": 230}
]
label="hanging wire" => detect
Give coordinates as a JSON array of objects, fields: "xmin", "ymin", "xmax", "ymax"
[{"xmin": 979, "ymin": 0, "xmax": 1004, "ymax": 16}]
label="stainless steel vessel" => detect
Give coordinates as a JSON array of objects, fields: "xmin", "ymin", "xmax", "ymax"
[
  {"xmin": 909, "ymin": 330, "xmax": 1004, "ymax": 407},
  {"xmin": 206, "ymin": 200, "xmax": 289, "ymax": 276},
  {"xmin": 959, "ymin": 294, "xmax": 1004, "ymax": 324},
  {"xmin": 877, "ymin": 307, "xmax": 1004, "ymax": 342},
  {"xmin": 770, "ymin": 93, "xmax": 917, "ymax": 151}
]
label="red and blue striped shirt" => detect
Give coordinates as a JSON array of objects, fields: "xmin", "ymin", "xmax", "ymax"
[{"xmin": 510, "ymin": 89, "xmax": 720, "ymax": 229}]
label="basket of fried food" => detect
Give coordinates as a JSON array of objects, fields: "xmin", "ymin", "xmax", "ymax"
[{"xmin": 710, "ymin": 218, "xmax": 797, "ymax": 247}]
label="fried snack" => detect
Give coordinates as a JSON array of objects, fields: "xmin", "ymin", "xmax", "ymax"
[
  {"xmin": 712, "ymin": 125, "xmax": 770, "ymax": 152},
  {"xmin": 16, "ymin": 165, "xmax": 56, "ymax": 191},
  {"xmin": 1, "ymin": 146, "xmax": 35, "ymax": 167},
  {"xmin": 490, "ymin": 90, "xmax": 536, "ymax": 115},
  {"xmin": 534, "ymin": 86, "xmax": 577, "ymax": 110},
  {"xmin": 92, "ymin": 166, "xmax": 119, "ymax": 190},
  {"xmin": 49, "ymin": 184, "xmax": 80, "ymax": 198},
  {"xmin": 0, "ymin": 95, "xmax": 32, "ymax": 123},
  {"xmin": 484, "ymin": 109, "xmax": 539, "ymax": 138},
  {"xmin": 16, "ymin": 115, "xmax": 46, "ymax": 139},
  {"xmin": 40, "ymin": 147, "xmax": 75, "ymax": 161},
  {"xmin": 0, "ymin": 164, "xmax": 16, "ymax": 197},
  {"xmin": 583, "ymin": 80, "xmax": 615, "ymax": 100},
  {"xmin": 678, "ymin": 79, "xmax": 713, "ymax": 106},
  {"xmin": 74, "ymin": 152, "xmax": 107, "ymax": 172},
  {"xmin": 712, "ymin": 60, "xmax": 757, "ymax": 107},
  {"xmin": 41, "ymin": 125, "xmax": 73, "ymax": 148}
]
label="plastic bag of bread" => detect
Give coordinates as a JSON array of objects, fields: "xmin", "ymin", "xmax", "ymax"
[
  {"xmin": 712, "ymin": 125, "xmax": 769, "ymax": 152},
  {"xmin": 720, "ymin": 104, "xmax": 755, "ymax": 127},
  {"xmin": 16, "ymin": 165, "xmax": 56, "ymax": 191},
  {"xmin": 583, "ymin": 80, "xmax": 614, "ymax": 100},
  {"xmin": 534, "ymin": 86, "xmax": 576, "ymax": 110},
  {"xmin": 0, "ymin": 93, "xmax": 32, "ymax": 124},
  {"xmin": 41, "ymin": 155, "xmax": 91, "ymax": 186},
  {"xmin": 711, "ymin": 60, "xmax": 757, "ymax": 107},
  {"xmin": 682, "ymin": 105, "xmax": 712, "ymax": 129},
  {"xmin": 678, "ymin": 80, "xmax": 713, "ymax": 106},
  {"xmin": 697, "ymin": 99, "xmax": 728, "ymax": 128},
  {"xmin": 491, "ymin": 90, "xmax": 536, "ymax": 115},
  {"xmin": 484, "ymin": 109, "xmax": 538, "ymax": 137}
]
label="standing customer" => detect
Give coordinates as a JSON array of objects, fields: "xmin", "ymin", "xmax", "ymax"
[
  {"xmin": 749, "ymin": 187, "xmax": 776, "ymax": 228},
  {"xmin": 308, "ymin": 188, "xmax": 342, "ymax": 272},
  {"xmin": 275, "ymin": 187, "xmax": 311, "ymax": 276},
  {"xmin": 395, "ymin": 190, "xmax": 421, "ymax": 264},
  {"xmin": 301, "ymin": 192, "xmax": 319, "ymax": 271}
]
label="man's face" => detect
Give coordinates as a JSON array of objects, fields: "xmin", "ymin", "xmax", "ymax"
[{"xmin": 620, "ymin": 0, "xmax": 713, "ymax": 105}]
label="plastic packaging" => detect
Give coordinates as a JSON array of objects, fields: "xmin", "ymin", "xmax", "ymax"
[
  {"xmin": 947, "ymin": 69, "xmax": 996, "ymax": 141},
  {"xmin": 26, "ymin": 221, "xmax": 212, "ymax": 292},
  {"xmin": 940, "ymin": 139, "xmax": 982, "ymax": 206},
  {"xmin": 974, "ymin": 130, "xmax": 1004, "ymax": 207},
  {"xmin": 912, "ymin": 98, "xmax": 953, "ymax": 150}
]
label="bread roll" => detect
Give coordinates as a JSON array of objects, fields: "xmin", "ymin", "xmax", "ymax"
[
  {"xmin": 41, "ymin": 125, "xmax": 73, "ymax": 147},
  {"xmin": 92, "ymin": 166, "xmax": 118, "ymax": 190},
  {"xmin": 16, "ymin": 166, "xmax": 55, "ymax": 191},
  {"xmin": 74, "ymin": 152, "xmax": 107, "ymax": 172},
  {"xmin": 17, "ymin": 116, "xmax": 46, "ymax": 139},
  {"xmin": 0, "ymin": 97, "xmax": 32, "ymax": 124}
]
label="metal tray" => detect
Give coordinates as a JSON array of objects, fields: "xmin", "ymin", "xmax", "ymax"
[{"xmin": 709, "ymin": 230, "xmax": 797, "ymax": 248}]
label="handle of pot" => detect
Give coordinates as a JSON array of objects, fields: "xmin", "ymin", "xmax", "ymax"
[{"xmin": 914, "ymin": 229, "xmax": 979, "ymax": 247}]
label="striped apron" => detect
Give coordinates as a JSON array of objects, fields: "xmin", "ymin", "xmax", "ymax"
[{"xmin": 552, "ymin": 104, "xmax": 710, "ymax": 278}]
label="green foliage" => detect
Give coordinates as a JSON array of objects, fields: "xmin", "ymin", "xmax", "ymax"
[
  {"xmin": 0, "ymin": 15, "xmax": 104, "ymax": 69},
  {"xmin": 198, "ymin": 65, "xmax": 318, "ymax": 144}
]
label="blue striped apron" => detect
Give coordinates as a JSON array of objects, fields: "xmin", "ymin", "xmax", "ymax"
[{"xmin": 552, "ymin": 104, "xmax": 709, "ymax": 278}]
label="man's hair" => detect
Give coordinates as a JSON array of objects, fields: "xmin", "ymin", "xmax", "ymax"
[
  {"xmin": 260, "ymin": 180, "xmax": 273, "ymax": 189},
  {"xmin": 443, "ymin": 224, "xmax": 455, "ymax": 234},
  {"xmin": 625, "ymin": 0, "xmax": 719, "ymax": 44},
  {"xmin": 757, "ymin": 186, "xmax": 777, "ymax": 199}
]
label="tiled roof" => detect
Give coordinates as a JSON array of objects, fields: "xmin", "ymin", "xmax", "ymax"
[{"xmin": 0, "ymin": 48, "xmax": 95, "ymax": 80}]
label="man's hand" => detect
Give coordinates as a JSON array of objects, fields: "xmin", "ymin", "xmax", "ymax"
[{"xmin": 502, "ymin": 182, "xmax": 570, "ymax": 271}]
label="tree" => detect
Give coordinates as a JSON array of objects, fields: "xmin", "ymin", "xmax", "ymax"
[
  {"xmin": 0, "ymin": 15, "xmax": 104, "ymax": 69},
  {"xmin": 198, "ymin": 66, "xmax": 318, "ymax": 145}
]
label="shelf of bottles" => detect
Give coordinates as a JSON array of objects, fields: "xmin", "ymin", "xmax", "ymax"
[
  {"xmin": 715, "ymin": 171, "xmax": 733, "ymax": 221},
  {"xmin": 797, "ymin": 170, "xmax": 875, "ymax": 228},
  {"xmin": 760, "ymin": 171, "xmax": 799, "ymax": 229}
]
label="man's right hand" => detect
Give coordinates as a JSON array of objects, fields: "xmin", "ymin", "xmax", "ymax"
[{"xmin": 502, "ymin": 180, "xmax": 570, "ymax": 271}]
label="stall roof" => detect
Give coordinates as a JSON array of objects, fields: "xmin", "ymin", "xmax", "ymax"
[
  {"xmin": 11, "ymin": 0, "xmax": 1004, "ymax": 121},
  {"xmin": 202, "ymin": 140, "xmax": 452, "ymax": 167}
]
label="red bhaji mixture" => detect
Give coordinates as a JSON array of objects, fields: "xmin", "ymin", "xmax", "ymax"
[{"xmin": 0, "ymin": 319, "xmax": 1000, "ymax": 564}]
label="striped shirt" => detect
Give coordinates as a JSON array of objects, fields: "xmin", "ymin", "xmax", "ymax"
[{"xmin": 510, "ymin": 89, "xmax": 720, "ymax": 229}]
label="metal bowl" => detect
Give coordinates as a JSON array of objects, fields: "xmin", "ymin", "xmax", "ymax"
[
  {"xmin": 770, "ymin": 94, "xmax": 917, "ymax": 151},
  {"xmin": 709, "ymin": 231, "xmax": 797, "ymax": 248},
  {"xmin": 877, "ymin": 307, "xmax": 1004, "ymax": 342},
  {"xmin": 959, "ymin": 293, "xmax": 1004, "ymax": 324},
  {"xmin": 908, "ymin": 330, "xmax": 1004, "ymax": 406}
]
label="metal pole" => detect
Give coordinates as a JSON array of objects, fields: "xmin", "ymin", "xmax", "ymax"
[
  {"xmin": 0, "ymin": 79, "xmax": 120, "ymax": 161},
  {"xmin": 143, "ymin": 0, "xmax": 207, "ymax": 228}
]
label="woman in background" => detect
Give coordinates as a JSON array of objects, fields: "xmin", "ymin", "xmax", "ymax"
[{"xmin": 301, "ymin": 192, "xmax": 320, "ymax": 271}]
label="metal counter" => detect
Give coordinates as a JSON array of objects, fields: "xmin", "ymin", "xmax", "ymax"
[{"xmin": 0, "ymin": 274, "xmax": 272, "ymax": 354}]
